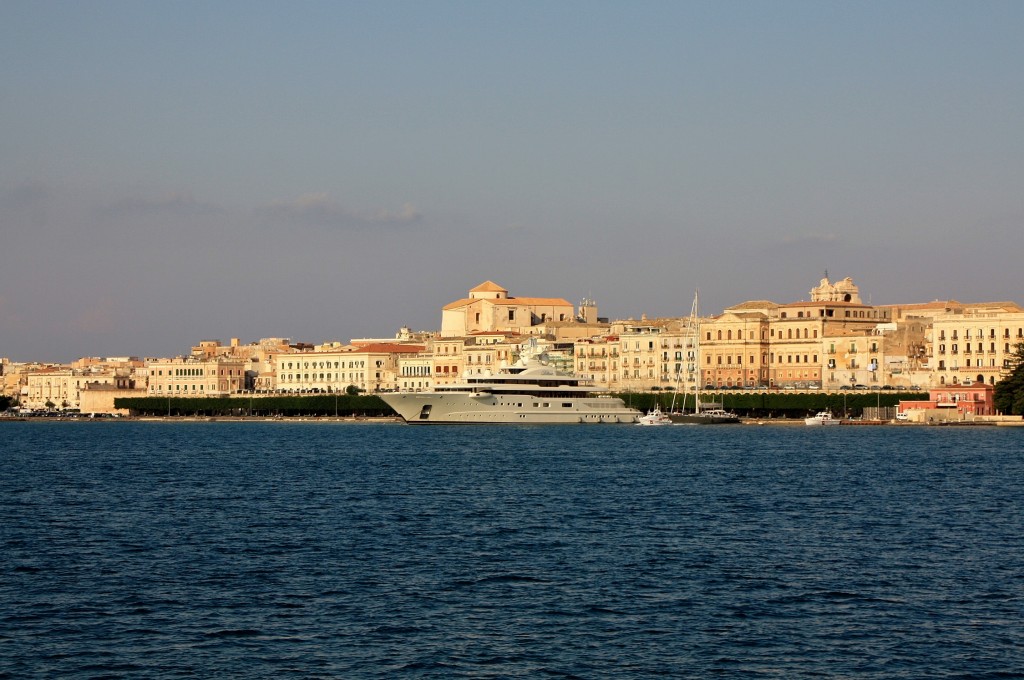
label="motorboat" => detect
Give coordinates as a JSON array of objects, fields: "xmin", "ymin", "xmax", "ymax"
[
  {"xmin": 637, "ymin": 406, "xmax": 673, "ymax": 426},
  {"xmin": 805, "ymin": 411, "xmax": 842, "ymax": 426}
]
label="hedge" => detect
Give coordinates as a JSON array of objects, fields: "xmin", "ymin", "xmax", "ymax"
[
  {"xmin": 115, "ymin": 395, "xmax": 393, "ymax": 418},
  {"xmin": 617, "ymin": 391, "xmax": 927, "ymax": 418}
]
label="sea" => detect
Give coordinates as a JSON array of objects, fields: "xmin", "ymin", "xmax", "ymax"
[{"xmin": 1, "ymin": 421, "xmax": 1022, "ymax": 679}]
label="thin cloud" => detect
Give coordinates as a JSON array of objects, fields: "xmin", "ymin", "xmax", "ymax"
[
  {"xmin": 98, "ymin": 192, "xmax": 223, "ymax": 219},
  {"xmin": 780, "ymin": 232, "xmax": 842, "ymax": 247},
  {"xmin": 258, "ymin": 193, "xmax": 422, "ymax": 230},
  {"xmin": 68, "ymin": 297, "xmax": 117, "ymax": 335},
  {"xmin": 1, "ymin": 180, "xmax": 50, "ymax": 228},
  {"xmin": 0, "ymin": 294, "xmax": 29, "ymax": 332}
]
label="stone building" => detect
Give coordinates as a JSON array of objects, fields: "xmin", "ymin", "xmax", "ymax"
[
  {"xmin": 147, "ymin": 357, "xmax": 249, "ymax": 397},
  {"xmin": 274, "ymin": 343, "xmax": 424, "ymax": 393},
  {"xmin": 440, "ymin": 281, "xmax": 576, "ymax": 338}
]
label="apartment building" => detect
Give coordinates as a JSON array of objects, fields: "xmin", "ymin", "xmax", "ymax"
[
  {"xmin": 147, "ymin": 357, "xmax": 249, "ymax": 396},
  {"xmin": 573, "ymin": 336, "xmax": 619, "ymax": 389},
  {"xmin": 702, "ymin": 308, "xmax": 770, "ymax": 389},
  {"xmin": 274, "ymin": 343, "xmax": 424, "ymax": 393},
  {"xmin": 24, "ymin": 368, "xmax": 135, "ymax": 410},
  {"xmin": 929, "ymin": 302, "xmax": 1024, "ymax": 386}
]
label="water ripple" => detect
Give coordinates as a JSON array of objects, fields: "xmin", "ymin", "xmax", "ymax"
[{"xmin": 1, "ymin": 422, "xmax": 1022, "ymax": 678}]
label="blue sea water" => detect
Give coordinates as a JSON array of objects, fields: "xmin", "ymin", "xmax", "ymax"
[{"xmin": 1, "ymin": 421, "xmax": 1022, "ymax": 679}]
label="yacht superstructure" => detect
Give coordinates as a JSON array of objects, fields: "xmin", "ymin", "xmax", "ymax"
[{"xmin": 381, "ymin": 341, "xmax": 640, "ymax": 424}]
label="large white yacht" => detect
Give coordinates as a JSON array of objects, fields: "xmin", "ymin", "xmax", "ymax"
[{"xmin": 381, "ymin": 341, "xmax": 640, "ymax": 424}]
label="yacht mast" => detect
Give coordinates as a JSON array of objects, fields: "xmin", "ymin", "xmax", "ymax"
[{"xmin": 689, "ymin": 290, "xmax": 700, "ymax": 415}]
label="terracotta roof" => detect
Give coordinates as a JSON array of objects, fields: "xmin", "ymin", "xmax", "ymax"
[
  {"xmin": 470, "ymin": 280, "xmax": 508, "ymax": 293},
  {"xmin": 726, "ymin": 300, "xmax": 779, "ymax": 310},
  {"xmin": 963, "ymin": 301, "xmax": 1024, "ymax": 312},
  {"xmin": 488, "ymin": 297, "xmax": 572, "ymax": 306},
  {"xmin": 879, "ymin": 300, "xmax": 962, "ymax": 310},
  {"xmin": 443, "ymin": 296, "xmax": 573, "ymax": 310},
  {"xmin": 348, "ymin": 344, "xmax": 425, "ymax": 354},
  {"xmin": 781, "ymin": 300, "xmax": 868, "ymax": 308},
  {"xmin": 442, "ymin": 298, "xmax": 475, "ymax": 310}
]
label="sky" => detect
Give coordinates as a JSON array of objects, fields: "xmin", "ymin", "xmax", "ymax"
[{"xmin": 2, "ymin": 1, "xmax": 1023, "ymax": 362}]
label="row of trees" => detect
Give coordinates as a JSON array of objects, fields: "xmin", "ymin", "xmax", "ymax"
[
  {"xmin": 115, "ymin": 394, "xmax": 392, "ymax": 418},
  {"xmin": 114, "ymin": 392, "xmax": 921, "ymax": 419},
  {"xmin": 994, "ymin": 343, "xmax": 1024, "ymax": 415},
  {"xmin": 621, "ymin": 391, "xmax": 924, "ymax": 419},
  {"xmin": 77, "ymin": 344, "xmax": 1024, "ymax": 419}
]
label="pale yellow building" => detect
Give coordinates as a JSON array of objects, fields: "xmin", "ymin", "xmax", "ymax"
[
  {"xmin": 275, "ymin": 343, "xmax": 424, "ymax": 393},
  {"xmin": 441, "ymin": 281, "xmax": 576, "ymax": 338},
  {"xmin": 395, "ymin": 354, "xmax": 434, "ymax": 393},
  {"xmin": 702, "ymin": 309, "xmax": 770, "ymax": 389},
  {"xmin": 573, "ymin": 335, "xmax": 620, "ymax": 390},
  {"xmin": 24, "ymin": 368, "xmax": 132, "ymax": 410},
  {"xmin": 928, "ymin": 302, "xmax": 1024, "ymax": 387},
  {"xmin": 147, "ymin": 357, "xmax": 249, "ymax": 397}
]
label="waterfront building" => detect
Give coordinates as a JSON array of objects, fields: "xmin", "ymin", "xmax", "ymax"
[
  {"xmin": 702, "ymin": 307, "xmax": 770, "ymax": 389},
  {"xmin": 274, "ymin": 343, "xmax": 424, "ymax": 393},
  {"xmin": 898, "ymin": 382, "xmax": 997, "ymax": 422},
  {"xmin": 395, "ymin": 353, "xmax": 434, "ymax": 393},
  {"xmin": 79, "ymin": 381, "xmax": 147, "ymax": 415},
  {"xmin": 147, "ymin": 357, "xmax": 249, "ymax": 397},
  {"xmin": 928, "ymin": 302, "xmax": 1024, "ymax": 387},
  {"xmin": 24, "ymin": 367, "xmax": 131, "ymax": 411},
  {"xmin": 616, "ymin": 320, "xmax": 669, "ymax": 393},
  {"xmin": 573, "ymin": 335, "xmax": 619, "ymax": 390}
]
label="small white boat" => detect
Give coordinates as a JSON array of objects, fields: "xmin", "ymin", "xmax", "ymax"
[
  {"xmin": 637, "ymin": 406, "xmax": 672, "ymax": 426},
  {"xmin": 805, "ymin": 411, "xmax": 841, "ymax": 426}
]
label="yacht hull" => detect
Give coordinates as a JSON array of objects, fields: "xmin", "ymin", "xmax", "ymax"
[
  {"xmin": 381, "ymin": 393, "xmax": 639, "ymax": 424},
  {"xmin": 668, "ymin": 413, "xmax": 741, "ymax": 425}
]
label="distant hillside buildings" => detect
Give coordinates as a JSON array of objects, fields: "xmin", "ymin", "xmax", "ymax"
[{"xmin": 4, "ymin": 276, "xmax": 1024, "ymax": 413}]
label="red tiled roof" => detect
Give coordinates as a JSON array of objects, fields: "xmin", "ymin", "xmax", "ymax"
[
  {"xmin": 349, "ymin": 344, "xmax": 425, "ymax": 354},
  {"xmin": 469, "ymin": 280, "xmax": 508, "ymax": 293}
]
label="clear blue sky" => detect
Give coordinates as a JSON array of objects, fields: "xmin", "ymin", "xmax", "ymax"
[{"xmin": 2, "ymin": 1, "xmax": 1022, "ymax": 362}]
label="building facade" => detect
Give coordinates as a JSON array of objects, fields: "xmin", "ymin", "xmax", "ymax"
[
  {"xmin": 147, "ymin": 357, "xmax": 249, "ymax": 397},
  {"xmin": 441, "ymin": 281, "xmax": 576, "ymax": 338}
]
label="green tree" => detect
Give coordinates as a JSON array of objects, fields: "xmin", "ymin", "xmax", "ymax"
[{"xmin": 994, "ymin": 342, "xmax": 1024, "ymax": 415}]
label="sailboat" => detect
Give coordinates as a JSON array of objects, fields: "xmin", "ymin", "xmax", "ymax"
[{"xmin": 668, "ymin": 290, "xmax": 741, "ymax": 425}]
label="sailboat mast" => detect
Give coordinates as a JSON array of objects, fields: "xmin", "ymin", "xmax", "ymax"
[{"xmin": 690, "ymin": 289, "xmax": 700, "ymax": 415}]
